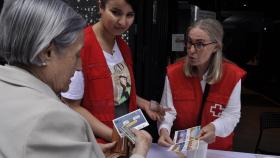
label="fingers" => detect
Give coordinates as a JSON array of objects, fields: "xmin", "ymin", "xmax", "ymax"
[
  {"xmin": 157, "ymin": 106, "xmax": 165, "ymax": 116},
  {"xmin": 198, "ymin": 129, "xmax": 208, "ymax": 140},
  {"xmin": 132, "ymin": 129, "xmax": 152, "ymax": 143},
  {"xmin": 154, "ymin": 112, "xmax": 163, "ymax": 121},
  {"xmin": 132, "ymin": 129, "xmax": 152, "ymax": 147},
  {"xmin": 158, "ymin": 139, "xmax": 171, "ymax": 147},
  {"xmin": 197, "ymin": 129, "xmax": 206, "ymax": 138},
  {"xmin": 146, "ymin": 106, "xmax": 170, "ymax": 121},
  {"xmin": 165, "ymin": 135, "xmax": 174, "ymax": 144},
  {"xmin": 158, "ymin": 128, "xmax": 174, "ymax": 147},
  {"xmin": 149, "ymin": 112, "xmax": 157, "ymax": 121},
  {"xmin": 158, "ymin": 135, "xmax": 174, "ymax": 147},
  {"xmin": 102, "ymin": 141, "xmax": 116, "ymax": 150},
  {"xmin": 155, "ymin": 113, "xmax": 165, "ymax": 121},
  {"xmin": 99, "ymin": 141, "xmax": 116, "ymax": 155},
  {"xmin": 149, "ymin": 100, "xmax": 159, "ymax": 111},
  {"xmin": 146, "ymin": 109, "xmax": 162, "ymax": 121},
  {"xmin": 149, "ymin": 101, "xmax": 169, "ymax": 113},
  {"xmin": 132, "ymin": 129, "xmax": 152, "ymax": 157},
  {"xmin": 198, "ymin": 124, "xmax": 216, "ymax": 144},
  {"xmin": 199, "ymin": 133, "xmax": 215, "ymax": 144},
  {"xmin": 131, "ymin": 128, "xmax": 139, "ymax": 135},
  {"xmin": 146, "ymin": 101, "xmax": 170, "ymax": 121},
  {"xmin": 141, "ymin": 130, "xmax": 153, "ymax": 140}
]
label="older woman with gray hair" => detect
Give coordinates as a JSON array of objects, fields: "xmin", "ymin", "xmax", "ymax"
[
  {"xmin": 158, "ymin": 18, "xmax": 246, "ymax": 150},
  {"xmin": 0, "ymin": 0, "xmax": 151, "ymax": 158}
]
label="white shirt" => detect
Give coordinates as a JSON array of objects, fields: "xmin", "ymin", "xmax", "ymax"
[
  {"xmin": 61, "ymin": 41, "xmax": 131, "ymax": 105},
  {"xmin": 158, "ymin": 75, "xmax": 241, "ymax": 137}
]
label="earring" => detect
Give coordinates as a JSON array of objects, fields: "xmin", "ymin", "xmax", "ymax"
[{"xmin": 42, "ymin": 62, "xmax": 47, "ymax": 66}]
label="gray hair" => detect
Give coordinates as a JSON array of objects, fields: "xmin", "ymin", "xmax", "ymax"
[
  {"xmin": 0, "ymin": 0, "xmax": 86, "ymax": 66},
  {"xmin": 184, "ymin": 18, "xmax": 224, "ymax": 84}
]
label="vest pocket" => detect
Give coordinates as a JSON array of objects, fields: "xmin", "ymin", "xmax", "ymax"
[
  {"xmin": 173, "ymin": 96, "xmax": 198, "ymax": 129},
  {"xmin": 83, "ymin": 64, "xmax": 113, "ymax": 100}
]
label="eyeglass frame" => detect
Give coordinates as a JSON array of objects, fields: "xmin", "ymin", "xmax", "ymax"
[{"xmin": 185, "ymin": 40, "xmax": 217, "ymax": 50}]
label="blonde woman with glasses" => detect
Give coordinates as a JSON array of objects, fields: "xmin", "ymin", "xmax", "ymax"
[{"xmin": 157, "ymin": 18, "xmax": 246, "ymax": 151}]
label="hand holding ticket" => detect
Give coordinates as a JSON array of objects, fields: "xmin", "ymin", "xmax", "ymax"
[
  {"xmin": 168, "ymin": 126, "xmax": 201, "ymax": 152},
  {"xmin": 120, "ymin": 125, "xmax": 136, "ymax": 144},
  {"xmin": 113, "ymin": 109, "xmax": 149, "ymax": 143}
]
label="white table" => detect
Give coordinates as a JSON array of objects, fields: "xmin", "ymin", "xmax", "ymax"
[{"xmin": 147, "ymin": 143, "xmax": 280, "ymax": 158}]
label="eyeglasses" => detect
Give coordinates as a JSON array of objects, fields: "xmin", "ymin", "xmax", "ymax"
[{"xmin": 186, "ymin": 40, "xmax": 217, "ymax": 50}]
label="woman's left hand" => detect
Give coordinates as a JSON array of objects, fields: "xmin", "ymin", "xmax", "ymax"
[
  {"xmin": 99, "ymin": 141, "xmax": 116, "ymax": 156},
  {"xmin": 198, "ymin": 123, "xmax": 216, "ymax": 144},
  {"xmin": 144, "ymin": 104, "xmax": 164, "ymax": 121},
  {"xmin": 143, "ymin": 102, "xmax": 163, "ymax": 121},
  {"xmin": 137, "ymin": 96, "xmax": 169, "ymax": 121},
  {"xmin": 145, "ymin": 100, "xmax": 172, "ymax": 121}
]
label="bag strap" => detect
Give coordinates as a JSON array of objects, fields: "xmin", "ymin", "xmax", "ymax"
[{"xmin": 197, "ymin": 83, "xmax": 210, "ymax": 125}]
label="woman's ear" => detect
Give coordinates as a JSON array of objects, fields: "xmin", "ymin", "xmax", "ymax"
[
  {"xmin": 213, "ymin": 43, "xmax": 220, "ymax": 53},
  {"xmin": 38, "ymin": 44, "xmax": 56, "ymax": 65},
  {"xmin": 99, "ymin": 1, "xmax": 105, "ymax": 15},
  {"xmin": 98, "ymin": 0, "xmax": 104, "ymax": 15}
]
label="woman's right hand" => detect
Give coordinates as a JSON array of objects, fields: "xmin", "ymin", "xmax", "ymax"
[
  {"xmin": 132, "ymin": 129, "xmax": 152, "ymax": 157},
  {"xmin": 158, "ymin": 128, "xmax": 174, "ymax": 147}
]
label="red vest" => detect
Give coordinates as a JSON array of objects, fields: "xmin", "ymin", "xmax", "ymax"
[
  {"xmin": 80, "ymin": 26, "xmax": 137, "ymax": 129},
  {"xmin": 167, "ymin": 60, "xmax": 246, "ymax": 150}
]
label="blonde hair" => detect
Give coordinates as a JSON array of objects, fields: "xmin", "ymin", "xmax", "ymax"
[{"xmin": 184, "ymin": 18, "xmax": 224, "ymax": 84}]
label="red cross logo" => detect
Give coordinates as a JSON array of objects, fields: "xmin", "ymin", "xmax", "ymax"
[{"xmin": 210, "ymin": 104, "xmax": 224, "ymax": 117}]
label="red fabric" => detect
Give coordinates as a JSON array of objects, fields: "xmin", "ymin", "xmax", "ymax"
[
  {"xmin": 80, "ymin": 26, "xmax": 137, "ymax": 130},
  {"xmin": 167, "ymin": 60, "xmax": 246, "ymax": 150}
]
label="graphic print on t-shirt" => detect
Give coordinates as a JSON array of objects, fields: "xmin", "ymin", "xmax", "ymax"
[{"xmin": 109, "ymin": 61, "xmax": 131, "ymax": 105}]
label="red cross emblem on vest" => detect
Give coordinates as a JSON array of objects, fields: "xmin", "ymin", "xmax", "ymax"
[{"xmin": 210, "ymin": 104, "xmax": 224, "ymax": 117}]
